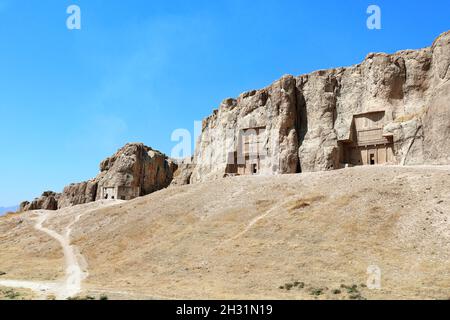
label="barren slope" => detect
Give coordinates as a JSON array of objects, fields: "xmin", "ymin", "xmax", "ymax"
[{"xmin": 1, "ymin": 166, "xmax": 449, "ymax": 300}]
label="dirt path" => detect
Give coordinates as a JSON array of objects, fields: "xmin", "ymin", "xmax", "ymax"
[{"xmin": 0, "ymin": 211, "xmax": 87, "ymax": 299}]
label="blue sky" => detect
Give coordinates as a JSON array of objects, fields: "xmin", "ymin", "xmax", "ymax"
[{"xmin": 0, "ymin": 0, "xmax": 449, "ymax": 206}]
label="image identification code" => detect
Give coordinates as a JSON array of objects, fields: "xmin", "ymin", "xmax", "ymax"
[{"xmin": 176, "ymin": 304, "xmax": 273, "ymax": 317}]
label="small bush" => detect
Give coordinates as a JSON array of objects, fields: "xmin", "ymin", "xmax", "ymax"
[
  {"xmin": 293, "ymin": 281, "xmax": 305, "ymax": 288},
  {"xmin": 100, "ymin": 295, "xmax": 109, "ymax": 301},
  {"xmin": 340, "ymin": 283, "xmax": 366, "ymax": 299},
  {"xmin": 332, "ymin": 289, "xmax": 341, "ymax": 295},
  {"xmin": 346, "ymin": 285, "xmax": 359, "ymax": 294},
  {"xmin": 3, "ymin": 289, "xmax": 20, "ymax": 300},
  {"xmin": 280, "ymin": 281, "xmax": 306, "ymax": 291},
  {"xmin": 67, "ymin": 295, "xmax": 96, "ymax": 300},
  {"xmin": 310, "ymin": 288, "xmax": 324, "ymax": 296},
  {"xmin": 349, "ymin": 293, "xmax": 365, "ymax": 300}
]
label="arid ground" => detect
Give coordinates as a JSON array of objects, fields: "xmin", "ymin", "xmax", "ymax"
[{"xmin": 1, "ymin": 166, "xmax": 449, "ymax": 300}]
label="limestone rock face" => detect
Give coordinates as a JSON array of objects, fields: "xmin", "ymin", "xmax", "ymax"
[
  {"xmin": 95, "ymin": 143, "xmax": 177, "ymax": 199},
  {"xmin": 422, "ymin": 32, "xmax": 450, "ymax": 164},
  {"xmin": 190, "ymin": 75, "xmax": 300, "ymax": 183},
  {"xmin": 20, "ymin": 191, "xmax": 59, "ymax": 211},
  {"xmin": 19, "ymin": 201, "xmax": 30, "ymax": 212},
  {"xmin": 423, "ymin": 81, "xmax": 450, "ymax": 164},
  {"xmin": 58, "ymin": 180, "xmax": 98, "ymax": 209},
  {"xmin": 170, "ymin": 158, "xmax": 195, "ymax": 186},
  {"xmin": 19, "ymin": 143, "xmax": 176, "ymax": 211},
  {"xmin": 187, "ymin": 30, "xmax": 450, "ymax": 181}
]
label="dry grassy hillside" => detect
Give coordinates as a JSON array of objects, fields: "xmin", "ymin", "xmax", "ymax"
[{"xmin": 1, "ymin": 166, "xmax": 449, "ymax": 300}]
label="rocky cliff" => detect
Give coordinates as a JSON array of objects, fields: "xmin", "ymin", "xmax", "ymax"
[
  {"xmin": 19, "ymin": 31, "xmax": 450, "ymax": 207},
  {"xmin": 187, "ymin": 30, "xmax": 450, "ymax": 183},
  {"xmin": 170, "ymin": 157, "xmax": 195, "ymax": 186},
  {"xmin": 20, "ymin": 143, "xmax": 177, "ymax": 211}
]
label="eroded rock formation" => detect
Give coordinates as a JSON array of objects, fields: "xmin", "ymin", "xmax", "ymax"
[
  {"xmin": 187, "ymin": 30, "xmax": 450, "ymax": 183},
  {"xmin": 20, "ymin": 191, "xmax": 59, "ymax": 211},
  {"xmin": 170, "ymin": 157, "xmax": 195, "ymax": 186},
  {"xmin": 20, "ymin": 143, "xmax": 177, "ymax": 211},
  {"xmin": 19, "ymin": 31, "xmax": 450, "ymax": 208}
]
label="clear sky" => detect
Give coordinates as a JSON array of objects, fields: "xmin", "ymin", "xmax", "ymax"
[{"xmin": 0, "ymin": 0, "xmax": 449, "ymax": 206}]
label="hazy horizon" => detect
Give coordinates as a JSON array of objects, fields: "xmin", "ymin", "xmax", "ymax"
[{"xmin": 0, "ymin": 205, "xmax": 19, "ymax": 215}]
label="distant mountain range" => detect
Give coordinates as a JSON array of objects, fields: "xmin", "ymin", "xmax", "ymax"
[{"xmin": 0, "ymin": 206, "xmax": 18, "ymax": 215}]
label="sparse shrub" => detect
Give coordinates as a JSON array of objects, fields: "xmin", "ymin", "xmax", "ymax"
[
  {"xmin": 0, "ymin": 271, "xmax": 6, "ymax": 276},
  {"xmin": 332, "ymin": 289, "xmax": 341, "ymax": 295},
  {"xmin": 340, "ymin": 283, "xmax": 365, "ymax": 299},
  {"xmin": 310, "ymin": 288, "xmax": 324, "ymax": 296},
  {"xmin": 3, "ymin": 289, "xmax": 20, "ymax": 300},
  {"xmin": 346, "ymin": 284, "xmax": 358, "ymax": 294},
  {"xmin": 67, "ymin": 295, "xmax": 96, "ymax": 300},
  {"xmin": 349, "ymin": 293, "xmax": 365, "ymax": 300},
  {"xmin": 100, "ymin": 295, "xmax": 109, "ymax": 300},
  {"xmin": 281, "ymin": 281, "xmax": 306, "ymax": 291}
]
